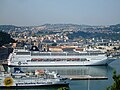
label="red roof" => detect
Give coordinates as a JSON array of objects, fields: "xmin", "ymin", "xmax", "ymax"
[{"xmin": 35, "ymin": 70, "xmax": 45, "ymax": 74}]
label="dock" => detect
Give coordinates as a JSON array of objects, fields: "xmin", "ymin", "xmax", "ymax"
[{"xmin": 61, "ymin": 75, "xmax": 108, "ymax": 80}]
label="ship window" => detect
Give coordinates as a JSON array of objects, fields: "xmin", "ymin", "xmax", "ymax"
[
  {"xmin": 27, "ymin": 60, "xmax": 31, "ymax": 62},
  {"xmin": 39, "ymin": 53, "xmax": 50, "ymax": 56},
  {"xmin": 46, "ymin": 74, "xmax": 54, "ymax": 79},
  {"xmin": 31, "ymin": 53, "xmax": 40, "ymax": 56},
  {"xmin": 16, "ymin": 52, "xmax": 30, "ymax": 55},
  {"xmin": 51, "ymin": 53, "xmax": 66, "ymax": 56}
]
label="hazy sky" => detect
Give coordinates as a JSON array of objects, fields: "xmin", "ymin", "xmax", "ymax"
[{"xmin": 0, "ymin": 0, "xmax": 120, "ymax": 26}]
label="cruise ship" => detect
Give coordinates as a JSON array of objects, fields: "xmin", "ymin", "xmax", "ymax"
[
  {"xmin": 8, "ymin": 46, "xmax": 117, "ymax": 67},
  {"xmin": 0, "ymin": 68, "xmax": 69, "ymax": 88}
]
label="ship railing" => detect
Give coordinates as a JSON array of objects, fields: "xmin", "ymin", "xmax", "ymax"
[
  {"xmin": 31, "ymin": 52, "xmax": 67, "ymax": 56},
  {"xmin": 31, "ymin": 52, "xmax": 105, "ymax": 56},
  {"xmin": 16, "ymin": 52, "xmax": 30, "ymax": 55},
  {"xmin": 15, "ymin": 47, "xmax": 25, "ymax": 50},
  {"xmin": 30, "ymin": 58, "xmax": 88, "ymax": 62}
]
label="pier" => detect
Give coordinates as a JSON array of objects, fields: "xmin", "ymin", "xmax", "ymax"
[{"xmin": 61, "ymin": 75, "xmax": 108, "ymax": 80}]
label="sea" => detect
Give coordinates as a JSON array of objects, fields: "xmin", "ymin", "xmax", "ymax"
[{"xmin": 1, "ymin": 58, "xmax": 120, "ymax": 90}]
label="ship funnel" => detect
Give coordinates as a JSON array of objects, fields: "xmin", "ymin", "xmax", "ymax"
[{"xmin": 30, "ymin": 46, "xmax": 39, "ymax": 51}]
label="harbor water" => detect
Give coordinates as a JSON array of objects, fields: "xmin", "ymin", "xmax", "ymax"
[{"xmin": 1, "ymin": 59, "xmax": 120, "ymax": 90}]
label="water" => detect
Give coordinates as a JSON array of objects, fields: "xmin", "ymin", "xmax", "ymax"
[{"xmin": 2, "ymin": 59, "xmax": 120, "ymax": 90}]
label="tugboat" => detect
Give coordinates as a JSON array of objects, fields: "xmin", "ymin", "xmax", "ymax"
[{"xmin": 0, "ymin": 68, "xmax": 69, "ymax": 88}]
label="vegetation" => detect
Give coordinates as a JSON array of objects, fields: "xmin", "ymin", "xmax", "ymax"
[
  {"xmin": 107, "ymin": 71, "xmax": 120, "ymax": 90},
  {"xmin": 57, "ymin": 87, "xmax": 69, "ymax": 90},
  {"xmin": 109, "ymin": 24, "xmax": 120, "ymax": 32},
  {"xmin": 67, "ymin": 31, "xmax": 120, "ymax": 40},
  {"xmin": 0, "ymin": 25, "xmax": 18, "ymax": 32},
  {"xmin": 0, "ymin": 24, "xmax": 120, "ymax": 40},
  {"xmin": 0, "ymin": 31, "xmax": 15, "ymax": 47}
]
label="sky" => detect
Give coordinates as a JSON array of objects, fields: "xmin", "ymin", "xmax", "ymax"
[{"xmin": 0, "ymin": 0, "xmax": 120, "ymax": 26}]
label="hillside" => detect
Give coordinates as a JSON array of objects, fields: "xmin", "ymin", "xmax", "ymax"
[
  {"xmin": 0, "ymin": 31, "xmax": 15, "ymax": 46},
  {"xmin": 0, "ymin": 24, "xmax": 120, "ymax": 40}
]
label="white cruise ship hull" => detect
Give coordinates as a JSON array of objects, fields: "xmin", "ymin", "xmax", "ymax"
[{"xmin": 8, "ymin": 56, "xmax": 116, "ymax": 67}]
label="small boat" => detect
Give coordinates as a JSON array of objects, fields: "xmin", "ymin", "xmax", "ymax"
[{"xmin": 0, "ymin": 68, "xmax": 69, "ymax": 88}]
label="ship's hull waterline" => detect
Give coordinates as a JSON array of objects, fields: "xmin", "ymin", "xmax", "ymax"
[{"xmin": 0, "ymin": 83, "xmax": 69, "ymax": 89}]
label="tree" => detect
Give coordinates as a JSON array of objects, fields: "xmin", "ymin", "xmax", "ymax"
[
  {"xmin": 57, "ymin": 87, "xmax": 69, "ymax": 90},
  {"xmin": 107, "ymin": 71, "xmax": 120, "ymax": 90},
  {"xmin": 0, "ymin": 31, "xmax": 15, "ymax": 47}
]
